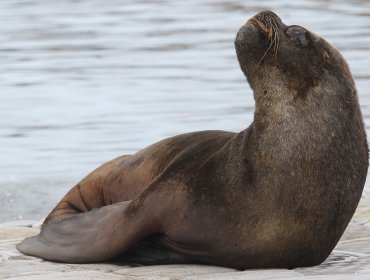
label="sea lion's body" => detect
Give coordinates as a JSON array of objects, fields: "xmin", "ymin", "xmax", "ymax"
[{"xmin": 17, "ymin": 11, "xmax": 368, "ymax": 269}]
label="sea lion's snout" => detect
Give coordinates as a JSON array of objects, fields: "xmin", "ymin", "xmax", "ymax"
[
  {"xmin": 253, "ymin": 10, "xmax": 281, "ymax": 23},
  {"xmin": 235, "ymin": 10, "xmax": 284, "ymax": 73},
  {"xmin": 247, "ymin": 10, "xmax": 286, "ymax": 38}
]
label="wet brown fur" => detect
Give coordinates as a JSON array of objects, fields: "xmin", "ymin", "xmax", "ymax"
[{"xmin": 17, "ymin": 11, "xmax": 368, "ymax": 269}]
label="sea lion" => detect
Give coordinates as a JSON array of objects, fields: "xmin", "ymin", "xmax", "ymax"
[{"xmin": 17, "ymin": 10, "xmax": 368, "ymax": 269}]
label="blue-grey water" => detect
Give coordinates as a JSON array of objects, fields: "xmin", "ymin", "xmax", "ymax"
[{"xmin": 0, "ymin": 0, "xmax": 369, "ymax": 222}]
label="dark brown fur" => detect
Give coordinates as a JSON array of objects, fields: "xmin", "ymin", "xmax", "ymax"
[{"xmin": 17, "ymin": 11, "xmax": 368, "ymax": 269}]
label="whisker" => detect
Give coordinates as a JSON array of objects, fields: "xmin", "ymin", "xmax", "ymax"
[
  {"xmin": 256, "ymin": 15, "xmax": 282, "ymax": 66},
  {"xmin": 257, "ymin": 34, "xmax": 276, "ymax": 66},
  {"xmin": 273, "ymin": 24, "xmax": 280, "ymax": 58}
]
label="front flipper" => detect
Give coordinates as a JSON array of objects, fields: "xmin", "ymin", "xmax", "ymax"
[
  {"xmin": 16, "ymin": 201, "xmax": 154, "ymax": 263},
  {"xmin": 113, "ymin": 235, "xmax": 193, "ymax": 265}
]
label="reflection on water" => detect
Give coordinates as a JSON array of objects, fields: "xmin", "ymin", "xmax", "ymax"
[{"xmin": 0, "ymin": 0, "xmax": 369, "ymax": 221}]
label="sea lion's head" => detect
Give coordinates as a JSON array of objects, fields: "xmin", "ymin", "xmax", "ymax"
[{"xmin": 235, "ymin": 11, "xmax": 354, "ymax": 102}]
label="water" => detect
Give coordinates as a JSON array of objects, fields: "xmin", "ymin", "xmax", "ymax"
[{"xmin": 0, "ymin": 0, "xmax": 369, "ymax": 222}]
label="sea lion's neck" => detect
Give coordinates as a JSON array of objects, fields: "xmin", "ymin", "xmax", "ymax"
[
  {"xmin": 252, "ymin": 86, "xmax": 297, "ymax": 134},
  {"xmin": 242, "ymin": 81, "xmax": 363, "ymax": 169},
  {"xmin": 244, "ymin": 87, "xmax": 326, "ymax": 165}
]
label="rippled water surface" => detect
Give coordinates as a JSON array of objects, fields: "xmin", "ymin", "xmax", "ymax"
[{"xmin": 0, "ymin": 0, "xmax": 369, "ymax": 221}]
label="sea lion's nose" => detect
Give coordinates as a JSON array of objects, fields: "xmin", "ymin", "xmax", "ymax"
[
  {"xmin": 254, "ymin": 10, "xmax": 280, "ymax": 22},
  {"xmin": 246, "ymin": 10, "xmax": 286, "ymax": 31}
]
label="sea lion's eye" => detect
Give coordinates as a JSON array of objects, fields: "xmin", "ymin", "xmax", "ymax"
[
  {"xmin": 287, "ymin": 26, "xmax": 304, "ymax": 38},
  {"xmin": 291, "ymin": 30, "xmax": 301, "ymax": 37},
  {"xmin": 287, "ymin": 26, "xmax": 309, "ymax": 46}
]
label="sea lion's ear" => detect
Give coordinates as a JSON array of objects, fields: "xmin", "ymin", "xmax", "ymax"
[{"xmin": 323, "ymin": 50, "xmax": 330, "ymax": 63}]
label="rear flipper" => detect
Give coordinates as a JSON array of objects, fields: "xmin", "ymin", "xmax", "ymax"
[{"xmin": 16, "ymin": 201, "xmax": 153, "ymax": 263}]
